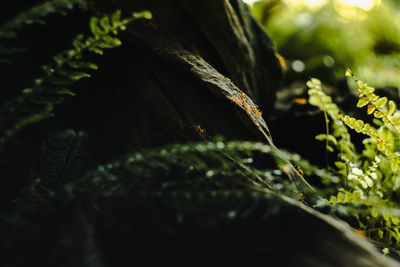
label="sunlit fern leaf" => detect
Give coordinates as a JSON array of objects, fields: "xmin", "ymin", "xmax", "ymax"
[
  {"xmin": 346, "ymin": 69, "xmax": 400, "ymax": 136},
  {"xmin": 329, "ymin": 188, "xmax": 400, "ymax": 247},
  {"xmin": 387, "ymin": 101, "xmax": 396, "ymax": 116},
  {"xmin": 357, "ymin": 97, "xmax": 369, "ymax": 108}
]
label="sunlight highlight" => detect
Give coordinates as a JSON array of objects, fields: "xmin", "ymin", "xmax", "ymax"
[
  {"xmin": 338, "ymin": 0, "xmax": 380, "ymax": 11},
  {"xmin": 283, "ymin": 0, "xmax": 380, "ymax": 11},
  {"xmin": 297, "ymin": 0, "xmax": 325, "ymax": 5},
  {"xmin": 286, "ymin": 0, "xmax": 327, "ymax": 8},
  {"xmin": 242, "ymin": 0, "xmax": 259, "ymax": 4},
  {"xmin": 334, "ymin": 0, "xmax": 381, "ymax": 20}
]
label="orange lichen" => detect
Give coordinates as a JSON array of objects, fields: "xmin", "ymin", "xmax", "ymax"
[
  {"xmin": 230, "ymin": 96, "xmax": 241, "ymax": 105},
  {"xmin": 295, "ymin": 166, "xmax": 304, "ymax": 176},
  {"xmin": 229, "ymin": 94, "xmax": 263, "ymax": 116},
  {"xmin": 239, "ymin": 93, "xmax": 249, "ymax": 110},
  {"xmin": 196, "ymin": 125, "xmax": 206, "ymax": 133},
  {"xmin": 252, "ymin": 105, "xmax": 262, "ymax": 116}
]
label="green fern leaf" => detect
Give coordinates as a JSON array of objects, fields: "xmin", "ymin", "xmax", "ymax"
[
  {"xmin": 352, "ymin": 191, "xmax": 361, "ymax": 201},
  {"xmin": 90, "ymin": 17, "xmax": 103, "ymax": 37},
  {"xmin": 367, "ymin": 105, "xmax": 376, "ymax": 115},
  {"xmin": 315, "ymin": 134, "xmax": 338, "ymax": 145},
  {"xmin": 88, "ymin": 46, "xmax": 104, "ymax": 55},
  {"xmin": 374, "ymin": 111, "xmax": 385, "ymax": 119},
  {"xmin": 111, "ymin": 10, "xmax": 122, "ymax": 26},
  {"xmin": 100, "ymin": 16, "xmax": 111, "ymax": 33},
  {"xmin": 391, "ymin": 160, "xmax": 399, "ymax": 172},
  {"xmin": 337, "ymin": 192, "xmax": 344, "ymax": 203},
  {"xmin": 362, "ymin": 123, "xmax": 372, "ymax": 132},
  {"xmin": 354, "ymin": 120, "xmax": 364, "ymax": 132},
  {"xmin": 308, "ymin": 95, "xmax": 321, "ymax": 106},
  {"xmin": 365, "ymin": 87, "xmax": 375, "ymax": 94},
  {"xmin": 67, "ymin": 61, "xmax": 98, "ymax": 70},
  {"xmin": 374, "ymin": 97, "xmax": 388, "ymax": 108},
  {"xmin": 357, "ymin": 97, "xmax": 369, "ymax": 108},
  {"xmin": 387, "ymin": 101, "xmax": 396, "ymax": 116},
  {"xmin": 390, "ymin": 114, "xmax": 400, "ymax": 125},
  {"xmin": 42, "ymin": 87, "xmax": 75, "ymax": 96},
  {"xmin": 367, "ymin": 93, "xmax": 379, "ymax": 101},
  {"xmin": 57, "ymin": 69, "xmax": 91, "ymax": 80},
  {"xmin": 133, "ymin": 10, "xmax": 152, "ymax": 20}
]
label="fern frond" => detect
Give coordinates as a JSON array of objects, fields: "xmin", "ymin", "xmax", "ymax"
[
  {"xmin": 340, "ymin": 114, "xmax": 398, "ymax": 160},
  {"xmin": 32, "ymin": 139, "xmax": 321, "ymax": 202},
  {"xmin": 346, "ymin": 68, "xmax": 400, "ymax": 137},
  {"xmin": 345, "ymin": 156, "xmax": 380, "ymax": 190},
  {"xmin": 341, "ymin": 70, "xmax": 400, "ymax": 172},
  {"xmin": 0, "ymin": 10, "xmax": 151, "ymax": 150},
  {"xmin": 28, "ymin": 130, "xmax": 95, "ymax": 200},
  {"xmin": 329, "ymin": 188, "xmax": 400, "ymax": 247},
  {"xmin": 307, "ymin": 78, "xmax": 356, "ymax": 163},
  {"xmin": 308, "ymin": 70, "xmax": 400, "ymax": 248},
  {"xmin": 0, "ymin": 0, "xmax": 86, "ymax": 39}
]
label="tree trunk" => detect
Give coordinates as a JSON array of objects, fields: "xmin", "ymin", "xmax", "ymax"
[{"xmin": 80, "ymin": 0, "xmax": 310, "ymax": 188}]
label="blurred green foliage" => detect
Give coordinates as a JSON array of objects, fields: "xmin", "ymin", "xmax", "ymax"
[{"xmin": 249, "ymin": 0, "xmax": 400, "ymax": 91}]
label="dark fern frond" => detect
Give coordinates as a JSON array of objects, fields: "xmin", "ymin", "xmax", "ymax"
[
  {"xmin": 50, "ymin": 139, "xmax": 319, "ymax": 203},
  {"xmin": 0, "ymin": 0, "xmax": 86, "ymax": 39},
  {"xmin": 0, "ymin": 10, "xmax": 152, "ymax": 150},
  {"xmin": 27, "ymin": 129, "xmax": 96, "ymax": 200}
]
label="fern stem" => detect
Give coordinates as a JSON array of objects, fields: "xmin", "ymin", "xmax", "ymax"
[{"xmin": 323, "ymin": 109, "xmax": 330, "ymax": 169}]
